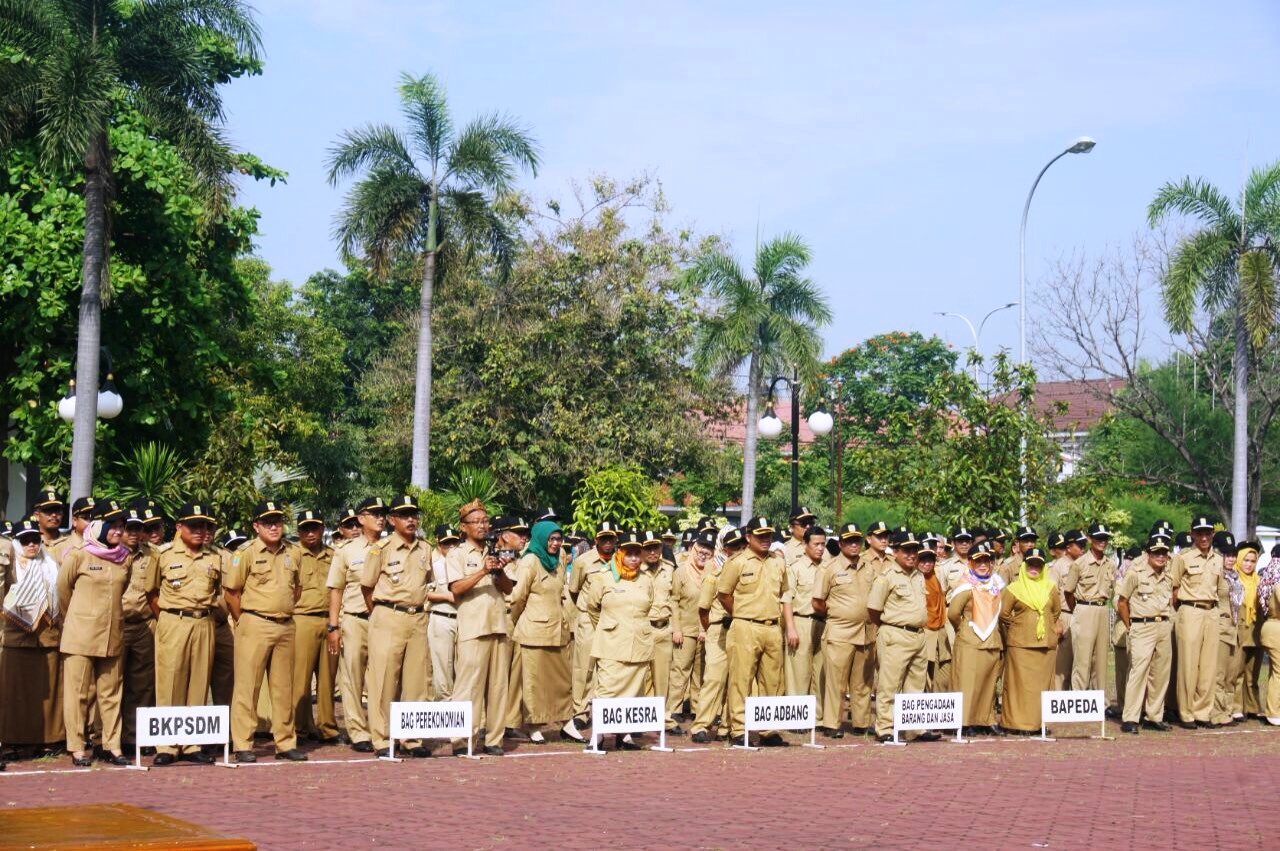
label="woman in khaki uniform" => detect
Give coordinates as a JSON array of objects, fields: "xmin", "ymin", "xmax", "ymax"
[
  {"xmin": 947, "ymin": 544, "xmax": 1005, "ymax": 736},
  {"xmin": 1227, "ymin": 542, "xmax": 1264, "ymax": 719},
  {"xmin": 508, "ymin": 520, "xmax": 575, "ymax": 743},
  {"xmin": 586, "ymin": 532, "xmax": 655, "ymax": 750},
  {"xmin": 999, "ymin": 549, "xmax": 1061, "ymax": 734},
  {"xmin": 58, "ymin": 516, "xmax": 131, "ymax": 765},
  {"xmin": 1259, "ymin": 572, "xmax": 1280, "ymax": 725},
  {"xmin": 0, "ymin": 520, "xmax": 64, "ymax": 760}
]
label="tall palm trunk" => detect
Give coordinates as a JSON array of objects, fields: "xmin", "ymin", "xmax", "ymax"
[
  {"xmin": 1231, "ymin": 308, "xmax": 1249, "ymax": 538},
  {"xmin": 69, "ymin": 134, "xmax": 108, "ymax": 502},
  {"xmin": 740, "ymin": 351, "xmax": 761, "ymax": 521},
  {"xmin": 409, "ymin": 197, "xmax": 438, "ymax": 489}
]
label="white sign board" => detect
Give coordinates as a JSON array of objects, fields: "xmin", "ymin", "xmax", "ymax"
[
  {"xmin": 891, "ymin": 692, "xmax": 965, "ymax": 745},
  {"xmin": 389, "ymin": 701, "xmax": 473, "ymax": 759},
  {"xmin": 135, "ymin": 706, "xmax": 230, "ymax": 769},
  {"xmin": 587, "ymin": 697, "xmax": 672, "ymax": 754},
  {"xmin": 1038, "ymin": 689, "xmax": 1108, "ymax": 740},
  {"xmin": 740, "ymin": 695, "xmax": 822, "ymax": 749}
]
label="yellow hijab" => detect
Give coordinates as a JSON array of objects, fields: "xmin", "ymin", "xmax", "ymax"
[
  {"xmin": 1007, "ymin": 562, "xmax": 1054, "ymax": 640},
  {"xmin": 613, "ymin": 547, "xmax": 640, "ymax": 581},
  {"xmin": 1238, "ymin": 547, "xmax": 1260, "ymax": 626}
]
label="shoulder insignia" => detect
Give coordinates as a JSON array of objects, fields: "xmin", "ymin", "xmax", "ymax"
[{"xmin": 157, "ymin": 542, "xmax": 174, "ymax": 553}]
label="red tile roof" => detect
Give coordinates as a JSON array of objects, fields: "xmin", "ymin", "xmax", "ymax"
[
  {"xmin": 1031, "ymin": 378, "xmax": 1122, "ymax": 432},
  {"xmin": 702, "ymin": 398, "xmax": 818, "ymax": 445}
]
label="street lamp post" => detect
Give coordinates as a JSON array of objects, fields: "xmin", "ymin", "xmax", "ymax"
[
  {"xmin": 59, "ymin": 346, "xmax": 124, "ymax": 495},
  {"xmin": 936, "ymin": 301, "xmax": 1019, "ymax": 385},
  {"xmin": 1017, "ymin": 135, "xmax": 1096, "ymax": 520},
  {"xmin": 757, "ymin": 373, "xmax": 832, "ymax": 518}
]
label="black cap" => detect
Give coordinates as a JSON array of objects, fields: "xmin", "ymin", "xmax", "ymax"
[
  {"xmin": 695, "ymin": 528, "xmax": 718, "ymax": 549},
  {"xmin": 891, "ymin": 530, "xmax": 922, "ymax": 549},
  {"xmin": 490, "ymin": 516, "xmax": 515, "ymax": 533},
  {"xmin": 789, "ymin": 506, "xmax": 816, "ymax": 523},
  {"xmin": 565, "ymin": 529, "xmax": 586, "ymax": 543},
  {"xmin": 533, "ymin": 507, "xmax": 558, "ymax": 523},
  {"xmin": 436, "ymin": 525, "xmax": 461, "ymax": 545},
  {"xmin": 1190, "ymin": 515, "xmax": 1215, "ymax": 532},
  {"xmin": 639, "ymin": 530, "xmax": 663, "ymax": 547},
  {"xmin": 1015, "ymin": 526, "xmax": 1038, "ymax": 541},
  {"xmin": 124, "ymin": 507, "xmax": 146, "ymax": 527},
  {"xmin": 595, "ymin": 521, "xmax": 620, "ymax": 539},
  {"xmin": 695, "ymin": 516, "xmax": 718, "ymax": 531},
  {"xmin": 722, "ymin": 527, "xmax": 746, "ymax": 548},
  {"xmin": 71, "ymin": 496, "xmax": 97, "ymax": 516},
  {"xmin": 13, "ymin": 519, "xmax": 41, "ymax": 540},
  {"xmin": 970, "ymin": 542, "xmax": 994, "ymax": 560},
  {"xmin": 252, "ymin": 500, "xmax": 286, "ymax": 522},
  {"xmin": 681, "ymin": 529, "xmax": 696, "ymax": 546},
  {"xmin": 921, "ymin": 530, "xmax": 941, "ymax": 546},
  {"xmin": 1213, "ymin": 530, "xmax": 1236, "ymax": 554},
  {"xmin": 1175, "ymin": 531, "xmax": 1193, "ymax": 549},
  {"xmin": 337, "ymin": 507, "xmax": 359, "ymax": 526},
  {"xmin": 1047, "ymin": 531, "xmax": 1066, "ymax": 549},
  {"xmin": 295, "ymin": 509, "xmax": 325, "ymax": 528},
  {"xmin": 837, "ymin": 522, "xmax": 863, "ymax": 541},
  {"xmin": 1065, "ymin": 528, "xmax": 1087, "ymax": 545},
  {"xmin": 388, "ymin": 494, "xmax": 418, "ymax": 514},
  {"xmin": 508, "ymin": 517, "xmax": 530, "ymax": 534},
  {"xmin": 1087, "ymin": 521, "xmax": 1112, "ymax": 539},
  {"xmin": 176, "ymin": 502, "xmax": 215, "ymax": 524},
  {"xmin": 356, "ymin": 496, "xmax": 387, "ymax": 514},
  {"xmin": 744, "ymin": 516, "xmax": 775, "ymax": 535},
  {"xmin": 617, "ymin": 530, "xmax": 643, "ymax": 549},
  {"xmin": 95, "ymin": 499, "xmax": 125, "ymax": 522},
  {"xmin": 1150, "ymin": 519, "xmax": 1173, "ymax": 535},
  {"xmin": 32, "ymin": 490, "xmax": 63, "ymax": 511},
  {"xmin": 950, "ymin": 526, "xmax": 974, "ymax": 541},
  {"xmin": 220, "ymin": 528, "xmax": 249, "ymax": 549},
  {"xmin": 1023, "ymin": 547, "xmax": 1047, "ymax": 565},
  {"xmin": 1145, "ymin": 535, "xmax": 1172, "ymax": 553},
  {"xmin": 916, "ymin": 546, "xmax": 937, "ymax": 561},
  {"xmin": 662, "ymin": 524, "xmax": 680, "ymax": 542},
  {"xmin": 992, "ymin": 528, "xmax": 1009, "ymax": 542},
  {"xmin": 866, "ymin": 521, "xmax": 889, "ymax": 536}
]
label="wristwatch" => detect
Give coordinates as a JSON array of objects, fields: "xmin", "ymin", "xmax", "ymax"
[{"xmin": 326, "ymin": 624, "xmax": 340, "ymax": 634}]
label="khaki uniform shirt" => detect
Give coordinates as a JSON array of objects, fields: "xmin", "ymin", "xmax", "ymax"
[
  {"xmin": 327, "ymin": 536, "xmax": 374, "ymax": 616},
  {"xmin": 361, "ymin": 534, "xmax": 432, "ymax": 608},
  {"xmin": 999, "ymin": 586, "xmax": 1062, "ymax": 649},
  {"xmin": 787, "ymin": 557, "xmax": 823, "ymax": 617},
  {"xmin": 145, "ymin": 538, "xmax": 224, "ymax": 611},
  {"xmin": 814, "ymin": 553, "xmax": 875, "ymax": 645},
  {"xmin": 1064, "ymin": 551, "xmax": 1115, "ymax": 604},
  {"xmin": 1168, "ymin": 547, "xmax": 1224, "ymax": 603},
  {"xmin": 670, "ymin": 562, "xmax": 705, "ymax": 634},
  {"xmin": 868, "ymin": 563, "xmax": 927, "ymax": 629},
  {"xmin": 226, "ymin": 538, "xmax": 299, "ymax": 618},
  {"xmin": 586, "ymin": 569, "xmax": 656, "ymax": 662},
  {"xmin": 122, "ymin": 545, "xmax": 157, "ymax": 621},
  {"xmin": 938, "ymin": 555, "xmax": 967, "ymax": 591},
  {"xmin": 645, "ymin": 559, "xmax": 674, "ymax": 623},
  {"xmin": 861, "ymin": 549, "xmax": 895, "ymax": 578},
  {"xmin": 997, "ymin": 552, "xmax": 1023, "ymax": 585},
  {"xmin": 716, "ymin": 550, "xmax": 789, "ymax": 621},
  {"xmin": 443, "ymin": 540, "xmax": 509, "ymax": 641},
  {"xmin": 57, "ymin": 547, "xmax": 128, "ymax": 657},
  {"xmin": 52, "ymin": 530, "xmax": 83, "ymax": 565},
  {"xmin": 1048, "ymin": 555, "xmax": 1074, "ymax": 607},
  {"xmin": 698, "ymin": 560, "xmax": 728, "ymax": 622},
  {"xmin": 782, "ymin": 537, "xmax": 805, "ymax": 566},
  {"xmin": 570, "ymin": 549, "xmax": 611, "ymax": 612},
  {"xmin": 429, "ymin": 546, "xmax": 457, "ymax": 615},
  {"xmin": 1117, "ymin": 565, "xmax": 1174, "ymax": 619},
  {"xmin": 293, "ymin": 543, "xmax": 333, "ymax": 615},
  {"xmin": 509, "ymin": 553, "xmax": 569, "ymax": 647}
]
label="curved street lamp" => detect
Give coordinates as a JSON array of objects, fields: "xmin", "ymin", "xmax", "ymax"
[
  {"xmin": 58, "ymin": 347, "xmax": 124, "ymax": 423},
  {"xmin": 757, "ymin": 374, "xmax": 833, "ymax": 518}
]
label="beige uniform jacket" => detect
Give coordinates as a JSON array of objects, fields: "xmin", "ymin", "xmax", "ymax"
[
  {"xmin": 788, "ymin": 557, "xmax": 823, "ymax": 617},
  {"xmin": 670, "ymin": 562, "xmax": 705, "ymax": 635},
  {"xmin": 1000, "ymin": 587, "xmax": 1062, "ymax": 649},
  {"xmin": 570, "ymin": 549, "xmax": 611, "ymax": 612},
  {"xmin": 144, "ymin": 538, "xmax": 224, "ymax": 611},
  {"xmin": 443, "ymin": 540, "xmax": 509, "ymax": 641},
  {"xmin": 861, "ymin": 550, "xmax": 895, "ymax": 578},
  {"xmin": 1117, "ymin": 565, "xmax": 1174, "ymax": 619},
  {"xmin": 814, "ymin": 553, "xmax": 875, "ymax": 646},
  {"xmin": 1168, "ymin": 547, "xmax": 1224, "ymax": 603},
  {"xmin": 868, "ymin": 564, "xmax": 927, "ymax": 629},
  {"xmin": 121, "ymin": 545, "xmax": 157, "ymax": 621},
  {"xmin": 57, "ymin": 547, "xmax": 129, "ymax": 657},
  {"xmin": 698, "ymin": 560, "xmax": 728, "ymax": 622},
  {"xmin": 362, "ymin": 534, "xmax": 432, "ymax": 608},
  {"xmin": 509, "ymin": 553, "xmax": 570, "ymax": 647},
  {"xmin": 646, "ymin": 560, "xmax": 675, "ymax": 623},
  {"xmin": 293, "ymin": 543, "xmax": 333, "ymax": 615},
  {"xmin": 226, "ymin": 539, "xmax": 300, "ymax": 618},
  {"xmin": 326, "ymin": 536, "xmax": 374, "ymax": 615},
  {"xmin": 587, "ymin": 569, "xmax": 656, "ymax": 663},
  {"xmin": 717, "ymin": 550, "xmax": 789, "ymax": 621},
  {"xmin": 1064, "ymin": 551, "xmax": 1115, "ymax": 604}
]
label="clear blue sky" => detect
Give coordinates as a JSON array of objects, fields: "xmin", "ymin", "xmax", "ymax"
[{"xmin": 221, "ymin": 0, "xmax": 1279, "ymax": 364}]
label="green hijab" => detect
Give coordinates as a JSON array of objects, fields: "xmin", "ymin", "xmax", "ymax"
[{"xmin": 526, "ymin": 520, "xmax": 563, "ymax": 571}]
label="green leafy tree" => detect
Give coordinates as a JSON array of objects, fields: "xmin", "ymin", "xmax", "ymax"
[
  {"xmin": 691, "ymin": 234, "xmax": 832, "ymax": 520},
  {"xmin": 572, "ymin": 466, "xmax": 664, "ymax": 531},
  {"xmin": 327, "ymin": 71, "xmax": 540, "ymax": 490},
  {"xmin": 1148, "ymin": 163, "xmax": 1280, "ymax": 536},
  {"xmin": 0, "ymin": 0, "xmax": 264, "ymax": 501}
]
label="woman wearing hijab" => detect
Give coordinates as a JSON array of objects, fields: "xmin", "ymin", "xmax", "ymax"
[
  {"xmin": 57, "ymin": 512, "xmax": 132, "ymax": 766},
  {"xmin": 507, "ymin": 520, "xmax": 578, "ymax": 744},
  {"xmin": 947, "ymin": 543, "xmax": 1005, "ymax": 736},
  {"xmin": 1230, "ymin": 542, "xmax": 1264, "ymax": 721},
  {"xmin": 0, "ymin": 519, "xmax": 65, "ymax": 762},
  {"xmin": 999, "ymin": 548, "xmax": 1062, "ymax": 734},
  {"xmin": 1260, "ymin": 552, "xmax": 1280, "ymax": 725},
  {"xmin": 585, "ymin": 531, "xmax": 655, "ymax": 750}
]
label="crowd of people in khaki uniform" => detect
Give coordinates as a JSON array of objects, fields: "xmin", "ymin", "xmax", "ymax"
[{"xmin": 4, "ymin": 491, "xmax": 1280, "ymax": 768}]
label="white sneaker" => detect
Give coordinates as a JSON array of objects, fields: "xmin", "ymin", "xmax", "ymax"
[
  {"xmin": 561, "ymin": 719, "xmax": 585, "ymax": 742},
  {"xmin": 529, "ymin": 730, "xmax": 545, "ymax": 744}
]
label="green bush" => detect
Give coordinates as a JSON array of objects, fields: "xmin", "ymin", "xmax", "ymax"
[{"xmin": 572, "ymin": 466, "xmax": 665, "ymax": 531}]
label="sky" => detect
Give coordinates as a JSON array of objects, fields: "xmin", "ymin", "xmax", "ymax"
[{"xmin": 220, "ymin": 0, "xmax": 1280, "ymax": 369}]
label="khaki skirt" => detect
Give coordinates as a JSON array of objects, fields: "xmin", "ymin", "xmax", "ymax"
[
  {"xmin": 1001, "ymin": 645, "xmax": 1056, "ymax": 731},
  {"xmin": 0, "ymin": 646, "xmax": 65, "ymax": 745}
]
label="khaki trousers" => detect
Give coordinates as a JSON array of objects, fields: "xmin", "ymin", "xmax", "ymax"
[
  {"xmin": 1175, "ymin": 605, "xmax": 1218, "ymax": 723},
  {"xmin": 665, "ymin": 633, "xmax": 704, "ymax": 725},
  {"xmin": 595, "ymin": 658, "xmax": 648, "ymax": 698},
  {"xmin": 63, "ymin": 654, "xmax": 123, "ymax": 753},
  {"xmin": 293, "ymin": 615, "xmax": 338, "ymax": 739},
  {"xmin": 121, "ymin": 620, "xmax": 155, "ymax": 746},
  {"xmin": 429, "ymin": 612, "xmax": 458, "ymax": 701},
  {"xmin": 785, "ymin": 616, "xmax": 824, "ymax": 723},
  {"xmin": 230, "ymin": 614, "xmax": 296, "ymax": 752},
  {"xmin": 1234, "ymin": 646, "xmax": 1263, "ymax": 716},
  {"xmin": 154, "ymin": 612, "xmax": 214, "ymax": 756},
  {"xmin": 821, "ymin": 640, "xmax": 874, "ymax": 729},
  {"xmin": 337, "ymin": 613, "xmax": 371, "ymax": 743},
  {"xmin": 366, "ymin": 606, "xmax": 429, "ymax": 749},
  {"xmin": 1261, "ymin": 620, "xmax": 1280, "ymax": 718},
  {"xmin": 211, "ymin": 618, "xmax": 235, "ymax": 706},
  {"xmin": 1213, "ymin": 637, "xmax": 1238, "ymax": 724},
  {"xmin": 644, "ymin": 625, "xmax": 673, "ymax": 707},
  {"xmin": 1123, "ymin": 620, "xmax": 1172, "ymax": 723},
  {"xmin": 450, "ymin": 634, "xmax": 510, "ymax": 750},
  {"xmin": 874, "ymin": 624, "xmax": 927, "ymax": 737},
  {"xmin": 504, "ymin": 642, "xmax": 525, "ymax": 730},
  {"xmin": 725, "ymin": 620, "xmax": 783, "ymax": 737},
  {"xmin": 1053, "ymin": 612, "xmax": 1074, "ymax": 690},
  {"xmin": 570, "ymin": 611, "xmax": 596, "ymax": 720},
  {"xmin": 1070, "ymin": 604, "xmax": 1109, "ymax": 690},
  {"xmin": 690, "ymin": 622, "xmax": 729, "ymax": 734}
]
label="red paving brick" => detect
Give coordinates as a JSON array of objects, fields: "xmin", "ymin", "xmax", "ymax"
[{"xmin": 2, "ymin": 724, "xmax": 1277, "ymax": 849}]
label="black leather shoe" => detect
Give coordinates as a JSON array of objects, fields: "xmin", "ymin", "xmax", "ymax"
[
  {"xmin": 504, "ymin": 727, "xmax": 530, "ymax": 741},
  {"xmin": 72, "ymin": 754, "xmax": 93, "ymax": 767},
  {"xmin": 690, "ymin": 730, "xmax": 711, "ymax": 744},
  {"xmin": 1178, "ymin": 720, "xmax": 1197, "ymax": 730},
  {"xmin": 152, "ymin": 753, "xmax": 176, "ymax": 766},
  {"xmin": 1121, "ymin": 721, "xmax": 1138, "ymax": 734},
  {"xmin": 319, "ymin": 736, "xmax": 343, "ymax": 746},
  {"xmin": 482, "ymin": 745, "xmax": 504, "ymax": 757},
  {"xmin": 1105, "ymin": 705, "xmax": 1122, "ymax": 720},
  {"xmin": 234, "ymin": 750, "xmax": 257, "ymax": 763},
  {"xmin": 1195, "ymin": 720, "xmax": 1213, "ymax": 729},
  {"xmin": 759, "ymin": 733, "xmax": 788, "ymax": 747},
  {"xmin": 452, "ymin": 745, "xmax": 468, "ymax": 756},
  {"xmin": 665, "ymin": 726, "xmax": 685, "ymax": 736},
  {"xmin": 987, "ymin": 725, "xmax": 1007, "ymax": 737},
  {"xmin": 817, "ymin": 726, "xmax": 844, "ymax": 739},
  {"xmin": 103, "ymin": 752, "xmax": 130, "ymax": 766},
  {"xmin": 1141, "ymin": 720, "xmax": 1171, "ymax": 732},
  {"xmin": 140, "ymin": 746, "xmax": 156, "ymax": 757},
  {"xmin": 183, "ymin": 751, "xmax": 215, "ymax": 765},
  {"xmin": 275, "ymin": 748, "xmax": 308, "ymax": 761},
  {"xmin": 409, "ymin": 746, "xmax": 431, "ymax": 758},
  {"xmin": 352, "ymin": 741, "xmax": 375, "ymax": 753},
  {"xmin": 877, "ymin": 734, "xmax": 894, "ymax": 744},
  {"xmin": 914, "ymin": 731, "xmax": 941, "ymax": 742},
  {"xmin": 375, "ymin": 747, "xmax": 391, "ymax": 758},
  {"xmin": 962, "ymin": 726, "xmax": 979, "ymax": 737}
]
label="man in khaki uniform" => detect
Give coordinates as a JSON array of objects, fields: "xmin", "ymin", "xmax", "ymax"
[
  {"xmin": 938, "ymin": 527, "xmax": 974, "ymax": 589},
  {"xmin": 1170, "ymin": 516, "xmax": 1225, "ymax": 728},
  {"xmin": 361, "ymin": 495, "xmax": 434, "ymax": 758},
  {"xmin": 868, "ymin": 530, "xmax": 930, "ymax": 743},
  {"xmin": 1116, "ymin": 535, "xmax": 1175, "ymax": 734},
  {"xmin": 144, "ymin": 502, "xmax": 222, "ymax": 766},
  {"xmin": 326, "ymin": 496, "xmax": 386, "ymax": 753},
  {"xmin": 813, "ymin": 523, "xmax": 875, "ymax": 737},
  {"xmin": 291, "ymin": 510, "xmax": 338, "ymax": 745},
  {"xmin": 427, "ymin": 525, "xmax": 461, "ymax": 702},
  {"xmin": 690, "ymin": 528, "xmax": 746, "ymax": 743},
  {"xmin": 120, "ymin": 505, "xmax": 159, "ymax": 755},
  {"xmin": 718, "ymin": 517, "xmax": 798, "ymax": 746},
  {"xmin": 225, "ymin": 500, "xmax": 304, "ymax": 763},
  {"xmin": 53, "ymin": 496, "xmax": 96, "ymax": 564},
  {"xmin": 860, "ymin": 521, "xmax": 895, "ymax": 577},
  {"xmin": 785, "ymin": 526, "xmax": 826, "ymax": 724},
  {"xmin": 667, "ymin": 529, "xmax": 714, "ymax": 733},
  {"xmin": 640, "ymin": 530, "xmax": 675, "ymax": 711},
  {"xmin": 998, "ymin": 526, "xmax": 1038, "ymax": 584},
  {"xmin": 781, "ymin": 507, "xmax": 817, "ymax": 566},
  {"xmin": 1064, "ymin": 522, "xmax": 1115, "ymax": 691},
  {"xmin": 31, "ymin": 491, "xmax": 66, "ymax": 550},
  {"xmin": 565, "ymin": 522, "xmax": 619, "ymax": 738},
  {"xmin": 445, "ymin": 499, "xmax": 514, "ymax": 757},
  {"xmin": 1049, "ymin": 530, "xmax": 1084, "ymax": 689}
]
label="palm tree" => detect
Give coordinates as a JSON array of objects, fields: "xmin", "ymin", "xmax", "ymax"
[
  {"xmin": 1148, "ymin": 163, "xmax": 1280, "ymax": 537},
  {"xmin": 692, "ymin": 234, "xmax": 831, "ymax": 520},
  {"xmin": 327, "ymin": 72, "xmax": 539, "ymax": 489},
  {"xmin": 0, "ymin": 0, "xmax": 262, "ymax": 501}
]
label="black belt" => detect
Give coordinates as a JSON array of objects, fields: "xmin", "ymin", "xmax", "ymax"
[
  {"xmin": 1181, "ymin": 601, "xmax": 1215, "ymax": 610},
  {"xmin": 374, "ymin": 600, "xmax": 426, "ymax": 615},
  {"xmin": 124, "ymin": 615, "xmax": 152, "ymax": 625},
  {"xmin": 883, "ymin": 622, "xmax": 922, "ymax": 633},
  {"xmin": 243, "ymin": 610, "xmax": 292, "ymax": 624},
  {"xmin": 344, "ymin": 611, "xmax": 369, "ymax": 620},
  {"xmin": 649, "ymin": 619, "xmax": 669, "ymax": 628},
  {"xmin": 796, "ymin": 613, "xmax": 825, "ymax": 621},
  {"xmin": 431, "ymin": 610, "xmax": 457, "ymax": 619},
  {"xmin": 739, "ymin": 617, "xmax": 779, "ymax": 626},
  {"xmin": 1075, "ymin": 599, "xmax": 1106, "ymax": 606},
  {"xmin": 295, "ymin": 611, "xmax": 327, "ymax": 617},
  {"xmin": 1130, "ymin": 616, "xmax": 1170, "ymax": 623},
  {"xmin": 163, "ymin": 608, "xmax": 210, "ymax": 619}
]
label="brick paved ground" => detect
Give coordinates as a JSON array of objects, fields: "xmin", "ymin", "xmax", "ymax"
[{"xmin": 2, "ymin": 722, "xmax": 1278, "ymax": 849}]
